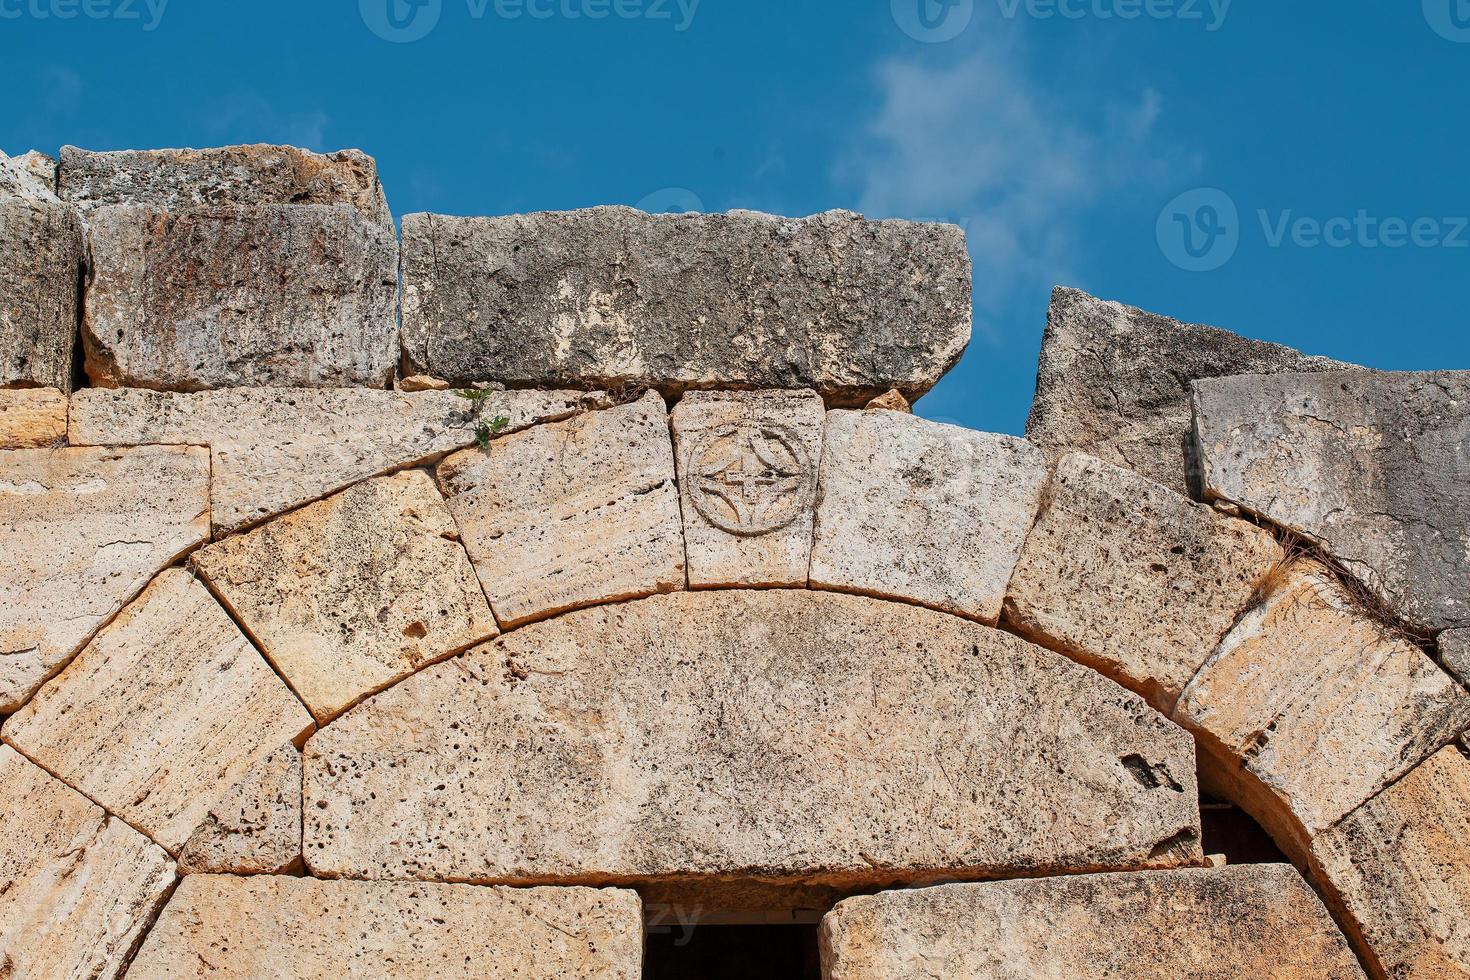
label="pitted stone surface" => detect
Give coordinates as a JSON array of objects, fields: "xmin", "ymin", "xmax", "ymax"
[
  {"xmin": 1311, "ymin": 747, "xmax": 1470, "ymax": 979},
  {"xmin": 195, "ymin": 469, "xmax": 497, "ymax": 723},
  {"xmin": 1, "ymin": 150, "xmax": 86, "ymax": 392},
  {"xmin": 4, "ymin": 569, "xmax": 314, "ymax": 853},
  {"xmin": 59, "ymin": 144, "xmax": 392, "ymax": 227},
  {"xmin": 14, "ymin": 151, "xmax": 57, "ymax": 193},
  {"xmin": 1026, "ymin": 287, "xmax": 1349, "ymax": 495},
  {"xmin": 82, "ymin": 204, "xmax": 399, "ymax": 392},
  {"xmin": 1177, "ymin": 563, "xmax": 1470, "ymax": 858},
  {"xmin": 178, "ymin": 744, "xmax": 302, "ymax": 876},
  {"xmin": 0, "ymin": 149, "xmax": 59, "ymax": 200},
  {"xmin": 1195, "ymin": 369, "xmax": 1470, "ymax": 632},
  {"xmin": 672, "ymin": 389, "xmax": 824, "ymax": 588},
  {"xmin": 129, "ymin": 876, "xmax": 643, "ymax": 979},
  {"xmin": 69, "ymin": 386, "xmax": 598, "ymax": 534},
  {"xmin": 400, "ymin": 207, "xmax": 971, "ymax": 405},
  {"xmin": 0, "ymin": 387, "xmax": 66, "ymax": 448},
  {"xmin": 1004, "ymin": 452, "xmax": 1284, "ymax": 712},
  {"xmin": 304, "ymin": 591, "xmax": 1202, "ymax": 909},
  {"xmin": 1442, "ymin": 630, "xmax": 1470, "ymax": 687},
  {"xmin": 0, "ymin": 445, "xmax": 209, "ymax": 713},
  {"xmin": 820, "ymin": 866, "xmax": 1365, "ymax": 979},
  {"xmin": 0, "ymin": 746, "xmax": 176, "ymax": 980},
  {"xmin": 438, "ymin": 390, "xmax": 685, "ymax": 628},
  {"xmin": 810, "ymin": 411, "xmax": 1047, "ymax": 624}
]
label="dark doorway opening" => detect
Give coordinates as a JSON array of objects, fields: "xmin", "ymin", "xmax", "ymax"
[
  {"xmin": 1200, "ymin": 794, "xmax": 1288, "ymax": 865},
  {"xmin": 644, "ymin": 924, "xmax": 822, "ymax": 980}
]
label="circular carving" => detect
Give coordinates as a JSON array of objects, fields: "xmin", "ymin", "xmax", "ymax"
[{"xmin": 688, "ymin": 422, "xmax": 815, "ymax": 537}]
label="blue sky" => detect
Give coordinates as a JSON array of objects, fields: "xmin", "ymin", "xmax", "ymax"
[{"xmin": 4, "ymin": 0, "xmax": 1466, "ymax": 433}]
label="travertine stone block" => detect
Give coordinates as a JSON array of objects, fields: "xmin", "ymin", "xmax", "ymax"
[
  {"xmin": 83, "ymin": 204, "xmax": 398, "ymax": 391},
  {"xmin": 69, "ymin": 386, "xmax": 599, "ymax": 534},
  {"xmin": 810, "ymin": 411, "xmax": 1047, "ymax": 624},
  {"xmin": 178, "ymin": 744, "xmax": 302, "ymax": 876},
  {"xmin": 0, "ymin": 445, "xmax": 209, "ymax": 713},
  {"xmin": 0, "ymin": 745, "xmax": 176, "ymax": 980},
  {"xmin": 1195, "ymin": 369, "xmax": 1470, "ymax": 632},
  {"xmin": 820, "ymin": 866, "xmax": 1365, "ymax": 979},
  {"xmin": 129, "ymin": 876, "xmax": 643, "ymax": 979},
  {"xmin": 0, "ymin": 387, "xmax": 66, "ymax": 448},
  {"xmin": 1026, "ymin": 286, "xmax": 1348, "ymax": 495},
  {"xmin": 1176, "ymin": 563, "xmax": 1470, "ymax": 858},
  {"xmin": 438, "ymin": 391, "xmax": 685, "ymax": 627},
  {"xmin": 400, "ymin": 207, "xmax": 971, "ymax": 405},
  {"xmin": 4, "ymin": 570, "xmax": 314, "ymax": 853},
  {"xmin": 305, "ymin": 591, "xmax": 1202, "ymax": 909},
  {"xmin": 1311, "ymin": 747, "xmax": 1470, "ymax": 979},
  {"xmin": 671, "ymin": 389, "xmax": 824, "ymax": 588},
  {"xmin": 195, "ymin": 470, "xmax": 497, "ymax": 723},
  {"xmin": 1004, "ymin": 452, "xmax": 1284, "ymax": 712},
  {"xmin": 59, "ymin": 144, "xmax": 392, "ymax": 227}
]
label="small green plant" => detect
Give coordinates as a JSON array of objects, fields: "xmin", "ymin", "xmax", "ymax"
[{"xmin": 454, "ymin": 389, "xmax": 511, "ymax": 450}]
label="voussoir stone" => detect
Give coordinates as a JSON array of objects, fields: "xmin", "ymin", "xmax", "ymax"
[
  {"xmin": 195, "ymin": 469, "xmax": 497, "ymax": 723},
  {"xmin": 1176, "ymin": 562, "xmax": 1470, "ymax": 860},
  {"xmin": 819, "ymin": 865, "xmax": 1365, "ymax": 980},
  {"xmin": 400, "ymin": 207, "xmax": 971, "ymax": 405},
  {"xmin": 1195, "ymin": 369, "xmax": 1470, "ymax": 632},
  {"xmin": 1004, "ymin": 452, "xmax": 1284, "ymax": 712},
  {"xmin": 438, "ymin": 390, "xmax": 685, "ymax": 628},
  {"xmin": 671, "ymin": 389, "xmax": 824, "ymax": 588},
  {"xmin": 59, "ymin": 144, "xmax": 392, "ymax": 227},
  {"xmin": 4, "ymin": 569, "xmax": 314, "ymax": 853},
  {"xmin": 1, "ymin": 150, "xmax": 86, "ymax": 392},
  {"xmin": 1026, "ymin": 287, "xmax": 1349, "ymax": 495},
  {"xmin": 0, "ymin": 746, "xmax": 176, "ymax": 980},
  {"xmin": 69, "ymin": 386, "xmax": 599, "ymax": 535},
  {"xmin": 0, "ymin": 445, "xmax": 209, "ymax": 713},
  {"xmin": 1311, "ymin": 746, "xmax": 1470, "ymax": 979},
  {"xmin": 82, "ymin": 203, "xmax": 398, "ymax": 391},
  {"xmin": 0, "ymin": 387, "xmax": 66, "ymax": 448},
  {"xmin": 810, "ymin": 411, "xmax": 1047, "ymax": 624},
  {"xmin": 129, "ymin": 876, "xmax": 643, "ymax": 980},
  {"xmin": 178, "ymin": 743, "xmax": 302, "ymax": 876},
  {"xmin": 304, "ymin": 590, "xmax": 1202, "ymax": 911}
]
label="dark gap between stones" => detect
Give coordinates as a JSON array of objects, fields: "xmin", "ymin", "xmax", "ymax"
[{"xmin": 644, "ymin": 923, "xmax": 822, "ymax": 980}]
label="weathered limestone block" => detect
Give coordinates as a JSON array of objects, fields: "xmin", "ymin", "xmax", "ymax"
[
  {"xmin": 0, "ymin": 387, "xmax": 66, "ymax": 448},
  {"xmin": 820, "ymin": 866, "xmax": 1365, "ymax": 979},
  {"xmin": 671, "ymin": 389, "xmax": 824, "ymax": 588},
  {"xmin": 83, "ymin": 204, "xmax": 398, "ymax": 391},
  {"xmin": 1176, "ymin": 563, "xmax": 1470, "ymax": 859},
  {"xmin": 1195, "ymin": 369, "xmax": 1470, "ymax": 632},
  {"xmin": 1, "ymin": 150, "xmax": 86, "ymax": 392},
  {"xmin": 1441, "ymin": 629, "xmax": 1470, "ymax": 687},
  {"xmin": 1004, "ymin": 452, "xmax": 1284, "ymax": 712},
  {"xmin": 59, "ymin": 144, "xmax": 392, "ymax": 227},
  {"xmin": 15, "ymin": 151, "xmax": 57, "ymax": 192},
  {"xmin": 305, "ymin": 591, "xmax": 1202, "ymax": 909},
  {"xmin": 438, "ymin": 391, "xmax": 685, "ymax": 627},
  {"xmin": 4, "ymin": 570, "xmax": 314, "ymax": 853},
  {"xmin": 400, "ymin": 207, "xmax": 971, "ymax": 405},
  {"xmin": 0, "ymin": 445, "xmax": 209, "ymax": 713},
  {"xmin": 69, "ymin": 386, "xmax": 599, "ymax": 534},
  {"xmin": 1027, "ymin": 287, "xmax": 1349, "ymax": 495},
  {"xmin": 864, "ymin": 389, "xmax": 912, "ymax": 413},
  {"xmin": 0, "ymin": 745, "xmax": 176, "ymax": 980},
  {"xmin": 810, "ymin": 411, "xmax": 1047, "ymax": 624},
  {"xmin": 1311, "ymin": 747, "xmax": 1470, "ymax": 979},
  {"xmin": 178, "ymin": 744, "xmax": 302, "ymax": 876},
  {"xmin": 129, "ymin": 876, "xmax": 643, "ymax": 979},
  {"xmin": 0, "ymin": 149, "xmax": 57, "ymax": 199},
  {"xmin": 195, "ymin": 470, "xmax": 497, "ymax": 723}
]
